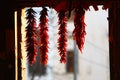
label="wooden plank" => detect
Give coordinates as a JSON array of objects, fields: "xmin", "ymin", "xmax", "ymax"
[
  {"xmin": 21, "ymin": 8, "xmax": 27, "ymax": 80},
  {"xmin": 17, "ymin": 9, "xmax": 22, "ymax": 80},
  {"xmin": 14, "ymin": 11, "xmax": 18, "ymax": 80}
]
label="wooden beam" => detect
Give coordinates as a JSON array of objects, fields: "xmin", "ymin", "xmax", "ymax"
[{"xmin": 10, "ymin": 0, "xmax": 119, "ymax": 10}]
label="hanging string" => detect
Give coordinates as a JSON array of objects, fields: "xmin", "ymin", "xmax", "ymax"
[
  {"xmin": 39, "ymin": 7, "xmax": 49, "ymax": 65},
  {"xmin": 57, "ymin": 10, "xmax": 68, "ymax": 63},
  {"xmin": 25, "ymin": 8, "xmax": 38, "ymax": 65},
  {"xmin": 72, "ymin": 7, "xmax": 86, "ymax": 52}
]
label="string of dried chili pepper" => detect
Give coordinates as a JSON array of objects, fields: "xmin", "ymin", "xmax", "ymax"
[
  {"xmin": 39, "ymin": 7, "xmax": 49, "ymax": 65},
  {"xmin": 26, "ymin": 8, "xmax": 38, "ymax": 65},
  {"xmin": 73, "ymin": 7, "xmax": 86, "ymax": 52},
  {"xmin": 57, "ymin": 10, "xmax": 68, "ymax": 63}
]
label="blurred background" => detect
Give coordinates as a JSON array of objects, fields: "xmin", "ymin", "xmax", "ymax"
[{"xmin": 26, "ymin": 6, "xmax": 110, "ymax": 80}]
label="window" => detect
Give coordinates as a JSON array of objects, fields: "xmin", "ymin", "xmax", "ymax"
[{"xmin": 19, "ymin": 6, "xmax": 110, "ymax": 80}]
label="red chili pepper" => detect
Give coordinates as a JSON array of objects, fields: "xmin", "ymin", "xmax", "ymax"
[
  {"xmin": 39, "ymin": 7, "xmax": 49, "ymax": 65},
  {"xmin": 57, "ymin": 10, "xmax": 68, "ymax": 63},
  {"xmin": 26, "ymin": 8, "xmax": 38, "ymax": 65},
  {"xmin": 73, "ymin": 7, "xmax": 86, "ymax": 53}
]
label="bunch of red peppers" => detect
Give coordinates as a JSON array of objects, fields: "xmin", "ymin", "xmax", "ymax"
[
  {"xmin": 57, "ymin": 10, "xmax": 68, "ymax": 63},
  {"xmin": 25, "ymin": 1, "xmax": 110, "ymax": 65},
  {"xmin": 39, "ymin": 7, "xmax": 49, "ymax": 65},
  {"xmin": 26, "ymin": 8, "xmax": 38, "ymax": 65}
]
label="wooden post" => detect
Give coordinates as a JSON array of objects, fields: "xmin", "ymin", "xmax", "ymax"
[
  {"xmin": 15, "ymin": 11, "xmax": 18, "ymax": 80},
  {"xmin": 16, "ymin": 8, "xmax": 27, "ymax": 80},
  {"xmin": 109, "ymin": 2, "xmax": 120, "ymax": 80},
  {"xmin": 17, "ymin": 9, "xmax": 22, "ymax": 80},
  {"xmin": 21, "ymin": 8, "xmax": 27, "ymax": 80}
]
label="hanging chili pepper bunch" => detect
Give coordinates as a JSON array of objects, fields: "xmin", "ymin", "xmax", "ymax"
[
  {"xmin": 25, "ymin": 1, "xmax": 112, "ymax": 65},
  {"xmin": 39, "ymin": 7, "xmax": 49, "ymax": 65},
  {"xmin": 72, "ymin": 7, "xmax": 86, "ymax": 52},
  {"xmin": 54, "ymin": 1, "xmax": 88, "ymax": 54},
  {"xmin": 25, "ymin": 8, "xmax": 38, "ymax": 65},
  {"xmin": 57, "ymin": 10, "xmax": 68, "ymax": 63}
]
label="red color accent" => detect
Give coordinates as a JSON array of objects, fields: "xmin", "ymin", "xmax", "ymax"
[
  {"xmin": 54, "ymin": 1, "xmax": 69, "ymax": 12},
  {"xmin": 92, "ymin": 4, "xmax": 99, "ymax": 11},
  {"xmin": 26, "ymin": 8, "xmax": 38, "ymax": 65},
  {"xmin": 57, "ymin": 10, "xmax": 68, "ymax": 63},
  {"xmin": 39, "ymin": 7, "xmax": 49, "ymax": 65},
  {"xmin": 102, "ymin": 2, "xmax": 112, "ymax": 10},
  {"xmin": 81, "ymin": 2, "xmax": 90, "ymax": 10},
  {"xmin": 73, "ymin": 7, "xmax": 86, "ymax": 52}
]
